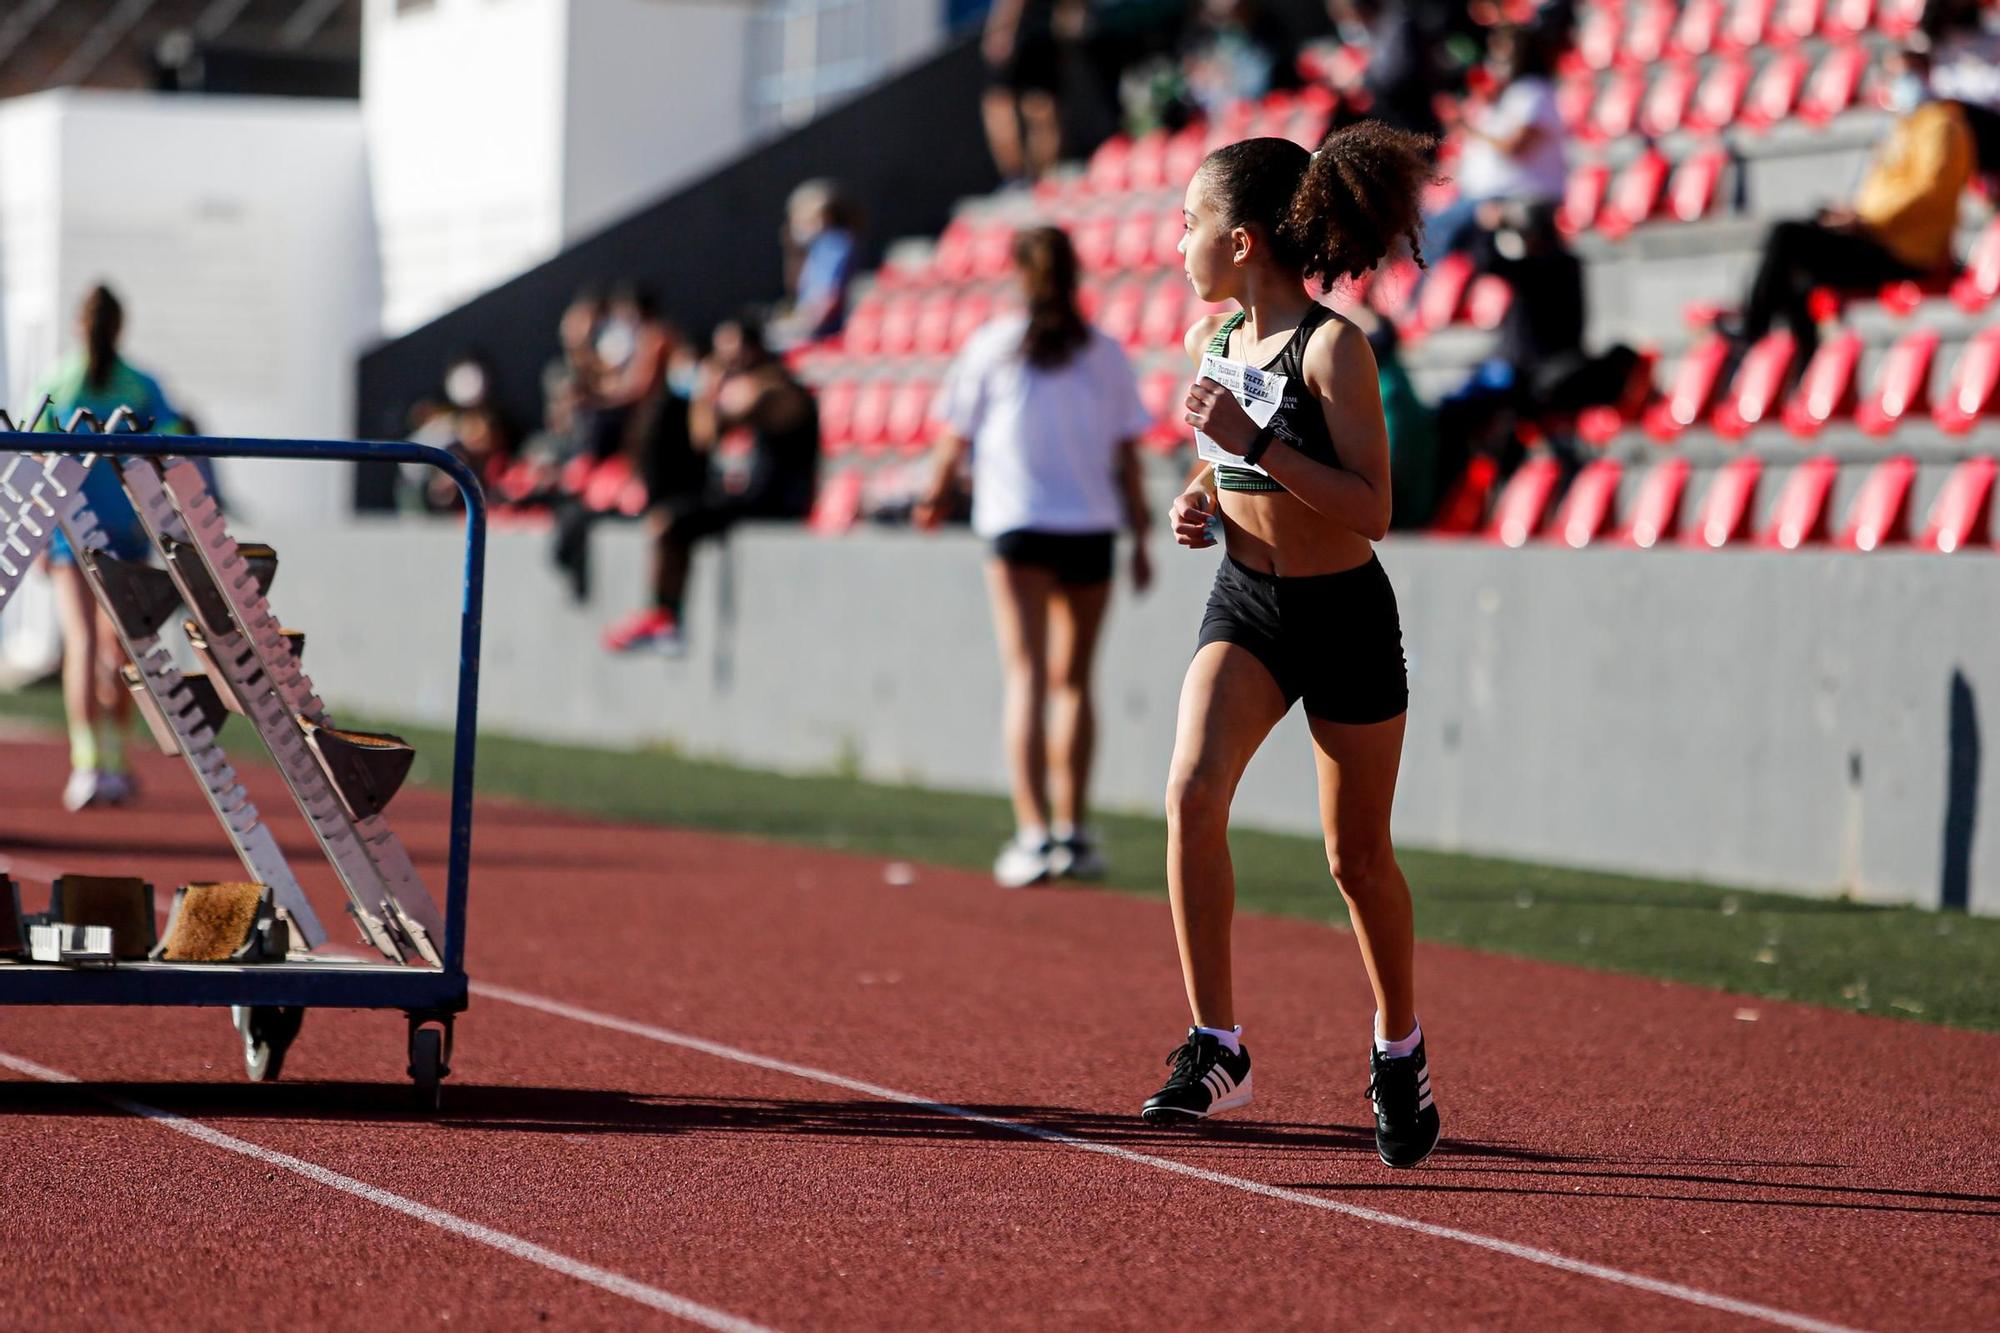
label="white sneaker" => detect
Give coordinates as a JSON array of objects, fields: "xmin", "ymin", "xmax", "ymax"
[
  {"xmin": 61, "ymin": 769, "xmax": 103, "ymax": 812},
  {"xmin": 1049, "ymin": 832, "xmax": 1107, "ymax": 880},
  {"xmin": 992, "ymin": 832, "xmax": 1053, "ymax": 888}
]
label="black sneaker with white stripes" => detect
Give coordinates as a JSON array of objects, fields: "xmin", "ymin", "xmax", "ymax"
[
  {"xmin": 1140, "ymin": 1029, "xmax": 1252, "ymax": 1123},
  {"xmin": 1367, "ymin": 1038, "xmax": 1441, "ymax": 1167}
]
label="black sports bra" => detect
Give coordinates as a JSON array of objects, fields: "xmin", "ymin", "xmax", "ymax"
[{"xmin": 1207, "ymin": 306, "xmax": 1341, "ymax": 493}]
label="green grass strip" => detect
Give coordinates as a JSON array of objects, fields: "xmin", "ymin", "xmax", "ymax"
[{"xmin": 4, "ymin": 684, "xmax": 1995, "ymax": 1032}]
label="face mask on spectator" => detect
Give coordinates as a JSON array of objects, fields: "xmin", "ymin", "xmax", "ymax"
[
  {"xmin": 1886, "ymin": 73, "xmax": 1930, "ymax": 114},
  {"xmin": 444, "ymin": 362, "xmax": 486, "ymax": 409},
  {"xmin": 596, "ymin": 318, "xmax": 637, "ymax": 367}
]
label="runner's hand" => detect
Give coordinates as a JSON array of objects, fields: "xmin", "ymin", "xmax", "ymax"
[
  {"xmin": 1170, "ymin": 488, "xmax": 1217, "ymax": 548},
  {"xmin": 1185, "ymin": 378, "xmax": 1257, "ymax": 454}
]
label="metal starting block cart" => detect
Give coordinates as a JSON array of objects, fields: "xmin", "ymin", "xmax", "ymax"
[{"xmin": 0, "ymin": 409, "xmax": 484, "ymax": 1108}]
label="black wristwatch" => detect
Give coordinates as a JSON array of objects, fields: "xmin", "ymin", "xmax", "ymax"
[{"xmin": 1242, "ymin": 424, "xmax": 1276, "ymax": 468}]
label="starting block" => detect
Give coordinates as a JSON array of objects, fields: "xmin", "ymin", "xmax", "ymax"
[
  {"xmin": 0, "ymin": 876, "xmax": 22, "ymax": 958},
  {"xmin": 304, "ymin": 722, "xmax": 417, "ymax": 821},
  {"xmin": 49, "ymin": 875, "xmax": 157, "ymax": 960},
  {"xmin": 155, "ymin": 882, "xmax": 290, "ymax": 963}
]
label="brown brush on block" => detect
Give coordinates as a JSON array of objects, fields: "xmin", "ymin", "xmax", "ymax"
[
  {"xmin": 158, "ymin": 883, "xmax": 267, "ymax": 962},
  {"xmin": 50, "ymin": 876, "xmax": 156, "ymax": 959}
]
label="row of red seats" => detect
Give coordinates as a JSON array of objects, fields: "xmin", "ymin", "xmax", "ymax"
[
  {"xmin": 1558, "ymin": 144, "xmax": 1727, "ymax": 239},
  {"xmin": 1618, "ymin": 322, "xmax": 2000, "ymax": 444},
  {"xmin": 1568, "ymin": 0, "xmax": 1924, "ymax": 75},
  {"xmin": 1470, "ymin": 449, "xmax": 1995, "ymax": 553},
  {"xmin": 1562, "ymin": 40, "xmax": 1873, "ymax": 144},
  {"xmin": 1079, "ymin": 87, "xmax": 1336, "ymax": 199}
]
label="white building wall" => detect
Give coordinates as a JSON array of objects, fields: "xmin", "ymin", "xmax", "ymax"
[
  {"xmin": 0, "ymin": 90, "xmax": 371, "ymax": 524},
  {"xmin": 361, "ymin": 0, "xmax": 569, "ymax": 335}
]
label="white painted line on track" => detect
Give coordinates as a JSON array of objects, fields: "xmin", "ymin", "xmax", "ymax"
[
  {"xmin": 474, "ymin": 980, "xmax": 1866, "ymax": 1333},
  {"xmin": 0, "ymin": 1049, "xmax": 775, "ymax": 1333}
]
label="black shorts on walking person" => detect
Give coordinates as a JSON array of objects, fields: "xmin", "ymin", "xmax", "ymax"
[
  {"xmin": 992, "ymin": 529, "xmax": 1116, "ymax": 586},
  {"xmin": 1197, "ymin": 554, "xmax": 1409, "ymax": 725}
]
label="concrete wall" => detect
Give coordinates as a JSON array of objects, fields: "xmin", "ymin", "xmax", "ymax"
[{"xmin": 261, "ymin": 519, "xmax": 1999, "ymax": 915}]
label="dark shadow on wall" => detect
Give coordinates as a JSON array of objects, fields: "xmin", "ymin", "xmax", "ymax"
[{"xmin": 1941, "ymin": 668, "xmax": 1980, "ymax": 912}]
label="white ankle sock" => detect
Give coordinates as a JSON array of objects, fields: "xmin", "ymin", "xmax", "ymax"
[
  {"xmin": 1374, "ymin": 1019, "xmax": 1421, "ymax": 1058},
  {"xmin": 1194, "ymin": 1024, "xmax": 1242, "ymax": 1055}
]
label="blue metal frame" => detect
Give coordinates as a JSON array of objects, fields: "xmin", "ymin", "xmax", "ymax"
[{"xmin": 0, "ymin": 432, "xmax": 482, "ymax": 1012}]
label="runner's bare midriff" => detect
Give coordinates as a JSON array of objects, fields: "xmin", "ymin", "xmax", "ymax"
[{"xmin": 1219, "ymin": 486, "xmax": 1375, "ymax": 577}]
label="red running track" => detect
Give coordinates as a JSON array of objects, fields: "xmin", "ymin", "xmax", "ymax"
[{"xmin": 1, "ymin": 736, "xmax": 1996, "ymax": 1331}]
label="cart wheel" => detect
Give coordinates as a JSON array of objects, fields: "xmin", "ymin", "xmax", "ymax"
[
  {"xmin": 407, "ymin": 1017, "xmax": 452, "ymax": 1112},
  {"xmin": 233, "ymin": 1005, "xmax": 306, "ymax": 1083}
]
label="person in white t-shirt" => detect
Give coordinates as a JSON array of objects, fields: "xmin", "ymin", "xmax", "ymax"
[
  {"xmin": 917, "ymin": 226, "xmax": 1156, "ymax": 888},
  {"xmin": 1429, "ymin": 24, "xmax": 1567, "ymax": 257}
]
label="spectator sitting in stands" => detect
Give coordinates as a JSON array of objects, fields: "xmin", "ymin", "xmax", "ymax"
[
  {"xmin": 602, "ymin": 314, "xmax": 819, "ymax": 655},
  {"xmin": 1718, "ymin": 79, "xmax": 1975, "ymax": 366},
  {"xmin": 771, "ymin": 180, "xmax": 861, "ymax": 347},
  {"xmin": 982, "ymin": 0, "xmax": 1078, "ymax": 183},
  {"xmin": 1323, "ymin": 0, "xmax": 1470, "ymax": 139},
  {"xmin": 1426, "ymin": 23, "xmax": 1566, "ymax": 258},
  {"xmin": 1178, "ymin": 0, "xmax": 1299, "ymax": 120}
]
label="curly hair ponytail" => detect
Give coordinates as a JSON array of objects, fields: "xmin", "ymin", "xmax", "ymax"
[{"xmin": 1197, "ymin": 120, "xmax": 1437, "ymax": 287}]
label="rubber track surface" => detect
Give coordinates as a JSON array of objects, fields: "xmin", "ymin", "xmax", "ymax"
[{"xmin": 1, "ymin": 739, "xmax": 1995, "ymax": 1330}]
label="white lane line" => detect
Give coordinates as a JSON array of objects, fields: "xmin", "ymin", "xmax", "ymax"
[
  {"xmin": 0, "ymin": 1049, "xmax": 774, "ymax": 1333},
  {"xmin": 474, "ymin": 981, "xmax": 1863, "ymax": 1333}
]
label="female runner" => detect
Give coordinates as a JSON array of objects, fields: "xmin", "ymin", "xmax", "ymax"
[{"xmin": 1138, "ymin": 122, "xmax": 1441, "ymax": 1167}]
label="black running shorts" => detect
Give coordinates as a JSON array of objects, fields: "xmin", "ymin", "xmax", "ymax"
[
  {"xmin": 991, "ymin": 529, "xmax": 1116, "ymax": 586},
  {"xmin": 1196, "ymin": 554, "xmax": 1409, "ymax": 725}
]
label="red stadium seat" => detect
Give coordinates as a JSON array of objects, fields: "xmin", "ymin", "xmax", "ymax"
[
  {"xmin": 1465, "ymin": 275, "xmax": 1513, "ymax": 330},
  {"xmin": 1112, "ymin": 209, "xmax": 1157, "ymax": 271},
  {"xmin": 913, "ymin": 292, "xmax": 956, "ymax": 358},
  {"xmin": 1597, "ymin": 149, "xmax": 1668, "ymax": 239},
  {"xmin": 1139, "ymin": 369, "xmax": 1183, "ymax": 452},
  {"xmin": 971, "ymin": 221, "xmax": 1016, "ymax": 280},
  {"xmin": 1413, "ymin": 252, "xmax": 1476, "ymax": 335},
  {"xmin": 931, "ymin": 220, "xmax": 976, "ymax": 284},
  {"xmin": 1720, "ymin": 0, "xmax": 1777, "ymax": 51},
  {"xmin": 1138, "ymin": 277, "xmax": 1190, "ymax": 349},
  {"xmin": 1739, "ymin": 50, "xmax": 1808, "ymax": 131},
  {"xmin": 807, "ymin": 467, "xmax": 865, "ymax": 536},
  {"xmin": 579, "ymin": 454, "xmax": 638, "ymax": 515},
  {"xmin": 1097, "ymin": 280, "xmax": 1147, "ymax": 348},
  {"xmin": 1558, "ymin": 162, "xmax": 1611, "ymax": 238},
  {"xmin": 1588, "ymin": 68, "xmax": 1646, "ymax": 142},
  {"xmin": 1950, "ymin": 218, "xmax": 2000, "ymax": 312},
  {"xmin": 1558, "ymin": 73, "xmax": 1598, "ymax": 136},
  {"xmin": 1757, "ymin": 454, "xmax": 1839, "ymax": 550},
  {"xmin": 1551, "ymin": 458, "xmax": 1623, "ymax": 548},
  {"xmin": 1823, "ymin": 0, "xmax": 1876, "ymax": 39},
  {"xmin": 1781, "ymin": 328, "xmax": 1862, "ymax": 437},
  {"xmin": 1686, "ymin": 56, "xmax": 1752, "ymax": 133},
  {"xmin": 1666, "ymin": 147, "xmax": 1727, "ymax": 223},
  {"xmin": 1619, "ymin": 455, "xmax": 1692, "ymax": 548},
  {"xmin": 1671, "ymin": 0, "xmax": 1725, "ymax": 57},
  {"xmin": 1878, "ymin": 0, "xmax": 1926, "ymax": 40},
  {"xmin": 877, "ymin": 293, "xmax": 921, "ymax": 357},
  {"xmin": 1164, "ymin": 124, "xmax": 1208, "ymax": 188},
  {"xmin": 1150, "ymin": 208, "xmax": 1186, "ymax": 269},
  {"xmin": 1073, "ymin": 213, "xmax": 1118, "ymax": 273},
  {"xmin": 817, "ymin": 378, "xmax": 860, "ymax": 457},
  {"xmin": 842, "ymin": 295, "xmax": 884, "ymax": 356},
  {"xmin": 1918, "ymin": 456, "xmax": 1997, "ymax": 552},
  {"xmin": 1771, "ymin": 0, "xmax": 1827, "ymax": 44},
  {"xmin": 1576, "ymin": 7, "xmax": 1623, "ymax": 70},
  {"xmin": 1429, "ymin": 455, "xmax": 1499, "ymax": 534},
  {"xmin": 1622, "ymin": 0, "xmax": 1677, "ymax": 66},
  {"xmin": 887, "ymin": 379, "xmax": 935, "ymax": 454},
  {"xmin": 946, "ymin": 290, "xmax": 993, "ymax": 353},
  {"xmin": 1125, "ymin": 130, "xmax": 1170, "ymax": 192},
  {"xmin": 1685, "ymin": 454, "xmax": 1763, "ymax": 548},
  {"xmin": 849, "ymin": 379, "xmax": 896, "ymax": 455},
  {"xmin": 1086, "ymin": 135, "xmax": 1133, "ymax": 194},
  {"xmin": 1838, "ymin": 455, "xmax": 1917, "ymax": 551},
  {"xmin": 1487, "ymin": 455, "xmax": 1562, "ymax": 547},
  {"xmin": 1643, "ymin": 334, "xmax": 1732, "ymax": 441},
  {"xmin": 1856, "ymin": 327, "xmax": 1940, "ymax": 435},
  {"xmin": 1640, "ymin": 62, "xmax": 1699, "ymax": 138},
  {"xmin": 1369, "ymin": 258, "xmax": 1422, "ymax": 327},
  {"xmin": 1713, "ymin": 330, "xmax": 1796, "ymax": 439},
  {"xmin": 1799, "ymin": 44, "xmax": 1867, "ymax": 126},
  {"xmin": 1933, "ymin": 326, "xmax": 2000, "ymax": 434}
]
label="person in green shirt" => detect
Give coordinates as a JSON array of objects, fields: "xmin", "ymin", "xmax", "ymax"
[{"xmin": 34, "ymin": 284, "xmax": 180, "ymax": 812}]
